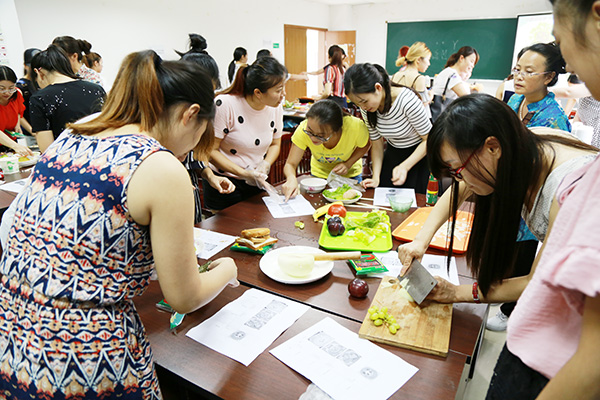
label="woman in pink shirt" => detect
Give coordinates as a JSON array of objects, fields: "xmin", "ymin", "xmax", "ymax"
[{"xmin": 205, "ymin": 56, "xmax": 286, "ymax": 210}]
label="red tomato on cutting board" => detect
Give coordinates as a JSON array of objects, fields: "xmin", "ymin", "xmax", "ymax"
[{"xmin": 327, "ymin": 204, "xmax": 347, "ymax": 218}]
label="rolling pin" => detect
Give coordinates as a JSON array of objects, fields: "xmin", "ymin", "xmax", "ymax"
[{"xmin": 285, "ymin": 251, "xmax": 362, "ymax": 261}]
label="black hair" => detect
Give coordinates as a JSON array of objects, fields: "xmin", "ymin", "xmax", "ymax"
[
  {"xmin": 428, "ymin": 93, "xmax": 597, "ymax": 295},
  {"xmin": 567, "ymin": 74, "xmax": 582, "ymax": 84},
  {"xmin": 24, "ymin": 48, "xmax": 41, "ymax": 66},
  {"xmin": 344, "ymin": 63, "xmax": 400, "ymax": 128},
  {"xmin": 221, "ymin": 56, "xmax": 287, "ymax": 97},
  {"xmin": 256, "ymin": 49, "xmax": 272, "ymax": 59},
  {"xmin": 306, "ymin": 99, "xmax": 348, "ymax": 132},
  {"xmin": 328, "ymin": 45, "xmax": 344, "ymax": 71},
  {"xmin": 182, "ymin": 52, "xmax": 221, "ymax": 90},
  {"xmin": 444, "ymin": 46, "xmax": 479, "ymax": 68},
  {"xmin": 518, "ymin": 42, "xmax": 566, "ymax": 86},
  {"xmin": 0, "ymin": 66, "xmax": 19, "ymax": 101},
  {"xmin": 31, "ymin": 45, "xmax": 80, "ymax": 82},
  {"xmin": 52, "ymin": 36, "xmax": 92, "ymax": 62},
  {"xmin": 228, "ymin": 47, "xmax": 247, "ymax": 83},
  {"xmin": 175, "ymin": 33, "xmax": 208, "ymax": 57}
]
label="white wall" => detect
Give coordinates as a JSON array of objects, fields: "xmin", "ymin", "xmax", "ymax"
[
  {"xmin": 14, "ymin": 0, "xmax": 330, "ymax": 89},
  {"xmin": 0, "ymin": 0, "xmax": 24, "ymax": 76}
]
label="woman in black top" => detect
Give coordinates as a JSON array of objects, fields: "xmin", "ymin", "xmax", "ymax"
[
  {"xmin": 29, "ymin": 45, "xmax": 105, "ymax": 152},
  {"xmin": 16, "ymin": 48, "xmax": 40, "ymax": 134}
]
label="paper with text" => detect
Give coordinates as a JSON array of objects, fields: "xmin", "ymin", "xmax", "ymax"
[
  {"xmin": 270, "ymin": 317, "xmax": 418, "ymax": 400},
  {"xmin": 373, "ymin": 187, "xmax": 417, "ymax": 208},
  {"xmin": 371, "ymin": 252, "xmax": 461, "ymax": 284},
  {"xmin": 186, "ymin": 289, "xmax": 309, "ymax": 366},
  {"xmin": 262, "ymin": 194, "xmax": 315, "ymax": 218},
  {"xmin": 194, "ymin": 228, "xmax": 236, "ymax": 260}
]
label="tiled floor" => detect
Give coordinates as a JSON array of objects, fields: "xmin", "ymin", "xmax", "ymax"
[{"xmin": 461, "ymin": 305, "xmax": 507, "ymax": 400}]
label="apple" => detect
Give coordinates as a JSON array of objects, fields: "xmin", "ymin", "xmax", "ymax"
[{"xmin": 348, "ymin": 278, "xmax": 369, "ymax": 298}]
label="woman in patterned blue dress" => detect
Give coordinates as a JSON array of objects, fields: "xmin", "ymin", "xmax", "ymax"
[{"xmin": 0, "ymin": 51, "xmax": 238, "ymax": 399}]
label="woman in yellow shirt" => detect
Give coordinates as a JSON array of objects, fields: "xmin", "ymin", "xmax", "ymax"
[{"xmin": 282, "ymin": 99, "xmax": 370, "ymax": 201}]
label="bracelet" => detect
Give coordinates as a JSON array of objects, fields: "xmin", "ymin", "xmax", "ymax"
[{"xmin": 472, "ymin": 282, "xmax": 481, "ymax": 304}]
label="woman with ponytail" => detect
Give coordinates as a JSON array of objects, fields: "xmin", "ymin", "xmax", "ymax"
[
  {"xmin": 392, "ymin": 41, "xmax": 433, "ymax": 118},
  {"xmin": 206, "ymin": 56, "xmax": 287, "ymax": 210},
  {"xmin": 344, "ymin": 63, "xmax": 432, "ymax": 193},
  {"xmin": 430, "ymin": 46, "xmax": 479, "ymax": 118},
  {"xmin": 52, "ymin": 35, "xmax": 103, "ymax": 86},
  {"xmin": 29, "ymin": 45, "xmax": 106, "ymax": 152},
  {"xmin": 227, "ymin": 46, "xmax": 248, "ymax": 85},
  {"xmin": 0, "ymin": 50, "xmax": 238, "ymax": 399}
]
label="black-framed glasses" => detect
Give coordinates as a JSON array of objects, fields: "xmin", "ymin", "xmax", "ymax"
[
  {"xmin": 511, "ymin": 67, "xmax": 550, "ymax": 79},
  {"xmin": 448, "ymin": 147, "xmax": 480, "ymax": 179},
  {"xmin": 303, "ymin": 127, "xmax": 331, "ymax": 143}
]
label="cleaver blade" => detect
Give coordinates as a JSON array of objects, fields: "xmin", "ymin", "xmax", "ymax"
[{"xmin": 398, "ymin": 259, "xmax": 437, "ymax": 305}]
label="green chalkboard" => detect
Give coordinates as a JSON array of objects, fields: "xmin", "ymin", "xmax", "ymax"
[{"xmin": 386, "ymin": 18, "xmax": 518, "ymax": 80}]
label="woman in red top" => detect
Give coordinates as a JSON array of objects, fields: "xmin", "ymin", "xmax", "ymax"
[{"xmin": 0, "ymin": 66, "xmax": 33, "ymax": 156}]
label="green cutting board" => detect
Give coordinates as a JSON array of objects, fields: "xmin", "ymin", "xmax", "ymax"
[{"xmin": 318, "ymin": 211, "xmax": 393, "ymax": 252}]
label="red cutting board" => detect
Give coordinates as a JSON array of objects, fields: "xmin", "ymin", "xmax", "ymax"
[{"xmin": 392, "ymin": 207, "xmax": 474, "ymax": 254}]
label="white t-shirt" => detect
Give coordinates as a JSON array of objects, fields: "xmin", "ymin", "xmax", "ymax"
[
  {"xmin": 212, "ymin": 94, "xmax": 283, "ymax": 178},
  {"xmin": 431, "ymin": 67, "xmax": 464, "ymax": 102},
  {"xmin": 360, "ymin": 87, "xmax": 431, "ymax": 148}
]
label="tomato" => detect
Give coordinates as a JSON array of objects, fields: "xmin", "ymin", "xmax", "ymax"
[{"xmin": 327, "ymin": 204, "xmax": 347, "ymax": 218}]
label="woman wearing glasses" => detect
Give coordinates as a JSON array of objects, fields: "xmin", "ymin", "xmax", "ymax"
[
  {"xmin": 344, "ymin": 63, "xmax": 432, "ymax": 193},
  {"xmin": 281, "ymin": 99, "xmax": 370, "ymax": 201},
  {"xmin": 508, "ymin": 42, "xmax": 570, "ymax": 131},
  {"xmin": 397, "ymin": 94, "xmax": 596, "ymax": 308},
  {"xmin": 0, "ymin": 66, "xmax": 34, "ymax": 156}
]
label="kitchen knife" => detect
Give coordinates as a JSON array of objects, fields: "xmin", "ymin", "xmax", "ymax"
[{"xmin": 398, "ymin": 259, "xmax": 437, "ymax": 305}]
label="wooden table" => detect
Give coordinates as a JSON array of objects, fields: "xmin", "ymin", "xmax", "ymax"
[{"xmin": 135, "ymin": 188, "xmax": 487, "ymax": 399}]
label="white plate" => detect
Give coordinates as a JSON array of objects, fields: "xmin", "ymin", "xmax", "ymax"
[
  {"xmin": 322, "ymin": 192, "xmax": 362, "ymax": 205},
  {"xmin": 260, "ymin": 246, "xmax": 334, "ymax": 284}
]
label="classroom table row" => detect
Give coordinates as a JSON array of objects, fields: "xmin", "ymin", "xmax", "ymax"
[{"xmin": 133, "ymin": 188, "xmax": 487, "ymax": 399}]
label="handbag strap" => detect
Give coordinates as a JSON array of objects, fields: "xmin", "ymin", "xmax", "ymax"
[{"xmin": 441, "ymin": 75, "xmax": 452, "ymax": 100}]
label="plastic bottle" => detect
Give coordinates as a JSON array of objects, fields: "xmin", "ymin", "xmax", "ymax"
[{"xmin": 426, "ymin": 174, "xmax": 438, "ymax": 206}]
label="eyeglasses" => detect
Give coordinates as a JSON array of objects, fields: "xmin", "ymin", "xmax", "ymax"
[
  {"xmin": 0, "ymin": 87, "xmax": 17, "ymax": 95},
  {"xmin": 448, "ymin": 147, "xmax": 480, "ymax": 180},
  {"xmin": 303, "ymin": 127, "xmax": 331, "ymax": 143},
  {"xmin": 511, "ymin": 68, "xmax": 550, "ymax": 79}
]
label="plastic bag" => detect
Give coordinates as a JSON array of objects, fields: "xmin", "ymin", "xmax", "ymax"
[{"xmin": 326, "ymin": 171, "xmax": 365, "ymax": 193}]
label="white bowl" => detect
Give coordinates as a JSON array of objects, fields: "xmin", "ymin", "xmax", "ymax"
[{"xmin": 300, "ymin": 177, "xmax": 327, "ymax": 193}]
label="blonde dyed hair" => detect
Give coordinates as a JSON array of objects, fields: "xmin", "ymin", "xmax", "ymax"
[{"xmin": 395, "ymin": 42, "xmax": 431, "ymax": 67}]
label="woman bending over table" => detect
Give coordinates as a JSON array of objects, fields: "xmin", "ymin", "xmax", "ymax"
[
  {"xmin": 0, "ymin": 65, "xmax": 33, "ymax": 156},
  {"xmin": 344, "ymin": 63, "xmax": 432, "ymax": 193},
  {"xmin": 281, "ymin": 99, "xmax": 370, "ymax": 201},
  {"xmin": 398, "ymin": 93, "xmax": 598, "ymax": 398},
  {"xmin": 0, "ymin": 50, "xmax": 238, "ymax": 398},
  {"xmin": 204, "ymin": 56, "xmax": 286, "ymax": 211}
]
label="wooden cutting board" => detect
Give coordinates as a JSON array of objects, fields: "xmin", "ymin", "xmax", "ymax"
[{"xmin": 358, "ymin": 276, "xmax": 452, "ymax": 357}]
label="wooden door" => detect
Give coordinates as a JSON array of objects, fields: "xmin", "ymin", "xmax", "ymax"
[
  {"xmin": 325, "ymin": 30, "xmax": 356, "ymax": 67},
  {"xmin": 284, "ymin": 25, "xmax": 307, "ymax": 102}
]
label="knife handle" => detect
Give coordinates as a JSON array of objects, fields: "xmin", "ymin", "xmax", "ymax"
[{"xmin": 312, "ymin": 251, "xmax": 362, "ymax": 261}]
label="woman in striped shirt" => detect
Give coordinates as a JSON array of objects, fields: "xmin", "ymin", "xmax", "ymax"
[{"xmin": 345, "ymin": 63, "xmax": 432, "ymax": 193}]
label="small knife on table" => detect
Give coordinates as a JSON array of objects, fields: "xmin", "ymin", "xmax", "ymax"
[{"xmin": 398, "ymin": 259, "xmax": 437, "ymax": 305}]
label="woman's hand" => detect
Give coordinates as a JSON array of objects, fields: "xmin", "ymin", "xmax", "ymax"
[
  {"xmin": 362, "ymin": 177, "xmax": 379, "ymax": 189},
  {"xmin": 255, "ymin": 160, "xmax": 271, "ymax": 176},
  {"xmin": 397, "ymin": 240, "xmax": 428, "ymax": 275},
  {"xmin": 331, "ymin": 162, "xmax": 349, "ymax": 176},
  {"xmin": 426, "ymin": 277, "xmax": 457, "ymax": 303},
  {"xmin": 11, "ymin": 143, "xmax": 33, "ymax": 157},
  {"xmin": 282, "ymin": 179, "xmax": 299, "ymax": 202},
  {"xmin": 208, "ymin": 175, "xmax": 235, "ymax": 194},
  {"xmin": 208, "ymin": 257, "xmax": 239, "ymax": 288},
  {"xmin": 392, "ymin": 164, "xmax": 409, "ymax": 186}
]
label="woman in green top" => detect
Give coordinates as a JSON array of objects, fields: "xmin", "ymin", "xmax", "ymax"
[{"xmin": 282, "ymin": 99, "xmax": 370, "ymax": 201}]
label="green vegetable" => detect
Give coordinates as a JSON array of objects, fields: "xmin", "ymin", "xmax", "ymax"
[
  {"xmin": 294, "ymin": 221, "xmax": 305, "ymax": 229},
  {"xmin": 323, "ymin": 184, "xmax": 360, "ymax": 200},
  {"xmin": 198, "ymin": 261, "xmax": 212, "ymax": 273},
  {"xmin": 344, "ymin": 209, "xmax": 391, "ymax": 244}
]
